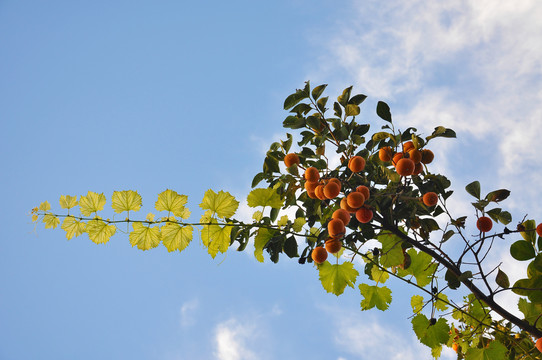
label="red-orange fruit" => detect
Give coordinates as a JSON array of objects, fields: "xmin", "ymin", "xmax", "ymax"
[
  {"xmin": 311, "ymin": 246, "xmax": 328, "ymax": 264},
  {"xmin": 304, "ymin": 181, "xmax": 318, "ymax": 193},
  {"xmin": 315, "ymin": 184, "xmax": 326, "ymax": 200},
  {"xmin": 476, "ymin": 216, "xmax": 493, "ymax": 232},
  {"xmin": 536, "ymin": 223, "xmax": 542, "ymax": 237},
  {"xmin": 305, "ymin": 167, "xmax": 320, "ymax": 182},
  {"xmin": 340, "ymin": 197, "xmax": 358, "ymax": 213},
  {"xmin": 323, "ymin": 181, "xmax": 341, "ymax": 199},
  {"xmin": 355, "ymin": 207, "xmax": 373, "ymax": 223},
  {"xmin": 346, "ymin": 192, "xmax": 365, "ymax": 209},
  {"xmin": 356, "ymin": 185, "xmax": 370, "ymax": 201},
  {"xmin": 536, "ymin": 337, "xmax": 542, "ymax": 353},
  {"xmin": 327, "ymin": 177, "xmax": 341, "ymax": 186},
  {"xmin": 325, "ymin": 238, "xmax": 342, "ymax": 254},
  {"xmin": 379, "ymin": 147, "xmax": 393, "ymax": 162},
  {"xmin": 396, "ymin": 158, "xmax": 415, "ymax": 176},
  {"xmin": 409, "ymin": 149, "xmax": 422, "ymax": 164},
  {"xmin": 392, "ymin": 152, "xmax": 404, "ymax": 166},
  {"xmin": 332, "ymin": 208, "xmax": 351, "ymax": 226},
  {"xmin": 421, "ymin": 149, "xmax": 434, "ymax": 164},
  {"xmin": 327, "ymin": 219, "xmax": 346, "ymax": 238},
  {"xmin": 284, "ymin": 153, "xmax": 300, "ymax": 168},
  {"xmin": 403, "ymin": 141, "xmax": 414, "ymax": 153},
  {"xmin": 413, "ymin": 162, "xmax": 423, "ymax": 176},
  {"xmin": 452, "ymin": 343, "xmax": 459, "ymax": 353},
  {"xmin": 348, "ymin": 156, "xmax": 366, "ymax": 173},
  {"xmin": 422, "ymin": 192, "xmax": 438, "ymax": 207},
  {"xmin": 307, "ymin": 190, "xmax": 317, "ymax": 199}
]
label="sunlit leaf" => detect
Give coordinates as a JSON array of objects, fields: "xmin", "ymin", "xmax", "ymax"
[
  {"xmin": 411, "ymin": 314, "xmax": 449, "ymax": 349},
  {"xmin": 86, "ymin": 218, "xmax": 116, "ymax": 244},
  {"xmin": 252, "ymin": 210, "xmax": 263, "ymax": 222},
  {"xmin": 155, "ymin": 189, "xmax": 188, "ymax": 217},
  {"xmin": 254, "ymin": 228, "xmax": 274, "ymax": 262},
  {"xmin": 59, "ymin": 195, "xmax": 78, "ymax": 209},
  {"xmin": 31, "ymin": 214, "xmax": 38, "ymax": 222},
  {"xmin": 201, "ymin": 220, "xmax": 232, "ymax": 258},
  {"xmin": 247, "ymin": 188, "xmax": 283, "ymax": 209},
  {"xmin": 79, "ymin": 191, "xmax": 106, "ymax": 216},
  {"xmin": 200, "ymin": 189, "xmax": 239, "ymax": 218},
  {"xmin": 112, "ymin": 190, "xmax": 142, "ymax": 213},
  {"xmin": 161, "ymin": 223, "xmax": 193, "ymax": 252},
  {"xmin": 292, "ymin": 217, "xmax": 306, "ymax": 232},
  {"xmin": 319, "ymin": 261, "xmax": 359, "ymax": 296},
  {"xmin": 434, "ymin": 293, "xmax": 449, "ymax": 311},
  {"xmin": 520, "ymin": 220, "xmax": 537, "ymax": 245},
  {"xmin": 370, "ymin": 266, "xmax": 389, "ymax": 284},
  {"xmin": 61, "ymin": 216, "xmax": 86, "ymax": 240},
  {"xmin": 129, "ymin": 222, "xmax": 161, "ymax": 250},
  {"xmin": 42, "ymin": 214, "xmax": 60, "ymax": 229},
  {"xmin": 359, "ymin": 283, "xmax": 392, "ymax": 311},
  {"xmin": 39, "ymin": 201, "xmax": 51, "ymax": 212},
  {"xmin": 277, "ymin": 215, "xmax": 288, "ymax": 228},
  {"xmin": 377, "ymin": 232, "xmax": 404, "ymax": 268},
  {"xmin": 411, "ymin": 295, "xmax": 424, "ymax": 313},
  {"xmin": 398, "ymin": 249, "xmax": 437, "ymax": 287}
]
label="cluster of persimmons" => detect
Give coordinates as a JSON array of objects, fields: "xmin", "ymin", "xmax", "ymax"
[{"xmin": 283, "ymin": 140, "xmax": 444, "ymax": 265}]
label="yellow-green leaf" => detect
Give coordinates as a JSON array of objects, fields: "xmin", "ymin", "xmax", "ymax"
[
  {"xmin": 252, "ymin": 210, "xmax": 263, "ymax": 222},
  {"xmin": 201, "ymin": 220, "xmax": 232, "ymax": 258},
  {"xmin": 42, "ymin": 214, "xmax": 60, "ymax": 229},
  {"xmin": 61, "ymin": 216, "xmax": 86, "ymax": 240},
  {"xmin": 277, "ymin": 215, "xmax": 288, "ymax": 228},
  {"xmin": 155, "ymin": 189, "xmax": 188, "ymax": 217},
  {"xmin": 247, "ymin": 188, "xmax": 283, "ymax": 209},
  {"xmin": 411, "ymin": 295, "xmax": 424, "ymax": 313},
  {"xmin": 292, "ymin": 217, "xmax": 306, "ymax": 232},
  {"xmin": 161, "ymin": 223, "xmax": 193, "ymax": 252},
  {"xmin": 79, "ymin": 191, "xmax": 106, "ymax": 216},
  {"xmin": 111, "ymin": 190, "xmax": 142, "ymax": 213},
  {"xmin": 200, "ymin": 189, "xmax": 239, "ymax": 218},
  {"xmin": 32, "ymin": 214, "xmax": 38, "ymax": 222},
  {"xmin": 146, "ymin": 213, "xmax": 155, "ymax": 222},
  {"xmin": 434, "ymin": 293, "xmax": 449, "ymax": 311},
  {"xmin": 359, "ymin": 283, "xmax": 392, "ymax": 311},
  {"xmin": 371, "ymin": 265, "xmax": 389, "ymax": 284},
  {"xmin": 39, "ymin": 201, "xmax": 51, "ymax": 211},
  {"xmin": 59, "ymin": 195, "xmax": 78, "ymax": 209},
  {"xmin": 86, "ymin": 218, "xmax": 116, "ymax": 244},
  {"xmin": 129, "ymin": 222, "xmax": 161, "ymax": 250},
  {"xmin": 254, "ymin": 228, "xmax": 274, "ymax": 262},
  {"xmin": 319, "ymin": 261, "xmax": 359, "ymax": 296}
]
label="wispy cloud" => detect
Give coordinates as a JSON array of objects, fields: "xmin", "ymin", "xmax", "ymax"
[
  {"xmin": 213, "ymin": 318, "xmax": 259, "ymax": 360},
  {"xmin": 179, "ymin": 298, "xmax": 199, "ymax": 328}
]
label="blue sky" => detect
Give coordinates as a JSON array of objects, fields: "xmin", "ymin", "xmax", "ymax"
[{"xmin": 2, "ymin": 1, "xmax": 542, "ymax": 359}]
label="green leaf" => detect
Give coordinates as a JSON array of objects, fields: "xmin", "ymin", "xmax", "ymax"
[
  {"xmin": 42, "ymin": 214, "xmax": 60, "ymax": 229},
  {"xmin": 510, "ymin": 240, "xmax": 536, "ymax": 261},
  {"xmin": 283, "ymin": 236, "xmax": 298, "ymax": 258},
  {"xmin": 201, "ymin": 220, "xmax": 232, "ymax": 258},
  {"xmin": 254, "ymin": 228, "xmax": 274, "ymax": 262},
  {"xmin": 518, "ymin": 298, "xmax": 542, "ymax": 329},
  {"xmin": 79, "ymin": 191, "xmax": 106, "ymax": 216},
  {"xmin": 465, "ymin": 340, "xmax": 507, "ymax": 360},
  {"xmin": 337, "ymin": 86, "xmax": 352, "ymax": 106},
  {"xmin": 445, "ymin": 269, "xmax": 461, "ymax": 290},
  {"xmin": 370, "ymin": 265, "xmax": 389, "ymax": 284},
  {"xmin": 284, "ymin": 84, "xmax": 310, "ymax": 110},
  {"xmin": 247, "ymin": 188, "xmax": 284, "ymax": 209},
  {"xmin": 292, "ymin": 217, "xmax": 306, "ymax": 232},
  {"xmin": 495, "ymin": 269, "xmax": 510, "ymax": 288},
  {"xmin": 359, "ymin": 283, "xmax": 392, "ymax": 311},
  {"xmin": 377, "ymin": 232, "xmax": 404, "ymax": 268},
  {"xmin": 61, "ymin": 216, "xmax": 86, "ymax": 240},
  {"xmin": 348, "ymin": 94, "xmax": 367, "ymax": 105},
  {"xmin": 161, "ymin": 223, "xmax": 193, "ymax": 252},
  {"xmin": 318, "ymin": 261, "xmax": 359, "ymax": 296},
  {"xmin": 426, "ymin": 126, "xmax": 456, "ymax": 140},
  {"xmin": 311, "ymin": 84, "xmax": 327, "ymax": 100},
  {"xmin": 86, "ymin": 218, "xmax": 116, "ymax": 244},
  {"xmin": 112, "ymin": 190, "xmax": 142, "ymax": 213},
  {"xmin": 411, "ymin": 295, "xmax": 424, "ymax": 313},
  {"xmin": 129, "ymin": 222, "xmax": 161, "ymax": 250},
  {"xmin": 398, "ymin": 249, "xmax": 436, "ymax": 287},
  {"xmin": 376, "ymin": 101, "xmax": 392, "ymax": 123},
  {"xmin": 411, "ymin": 314, "xmax": 449, "ymax": 349},
  {"xmin": 155, "ymin": 189, "xmax": 188, "ymax": 217},
  {"xmin": 200, "ymin": 189, "xmax": 239, "ymax": 219},
  {"xmin": 59, "ymin": 195, "xmax": 78, "ymax": 209},
  {"xmin": 434, "ymin": 293, "xmax": 449, "ymax": 311},
  {"xmin": 465, "ymin": 181, "xmax": 481, "ymax": 199}
]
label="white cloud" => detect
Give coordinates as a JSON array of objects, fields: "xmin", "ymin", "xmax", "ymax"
[
  {"xmin": 179, "ymin": 298, "xmax": 199, "ymax": 328},
  {"xmin": 213, "ymin": 318, "xmax": 259, "ymax": 360}
]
